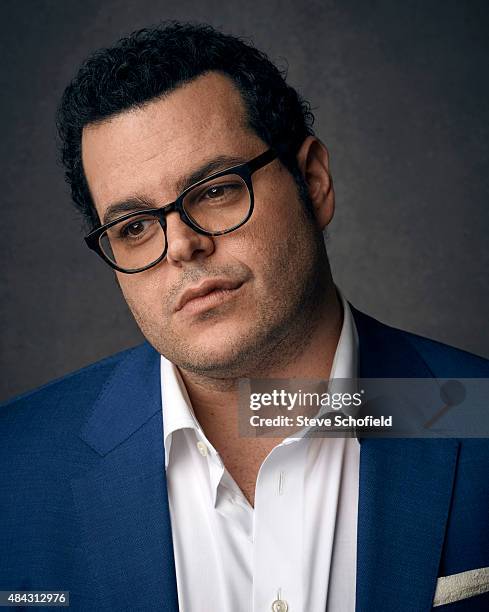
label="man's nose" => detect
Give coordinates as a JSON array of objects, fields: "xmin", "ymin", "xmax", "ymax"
[{"xmin": 165, "ymin": 211, "xmax": 215, "ymax": 265}]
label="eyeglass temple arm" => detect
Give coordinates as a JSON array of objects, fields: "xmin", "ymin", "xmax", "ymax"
[{"xmin": 246, "ymin": 148, "xmax": 278, "ymax": 173}]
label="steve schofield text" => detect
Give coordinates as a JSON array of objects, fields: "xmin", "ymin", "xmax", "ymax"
[
  {"xmin": 247, "ymin": 388, "xmax": 393, "ymax": 432},
  {"xmin": 249, "ymin": 413, "xmax": 393, "ymax": 428},
  {"xmin": 239, "ymin": 377, "xmax": 489, "ymax": 438}
]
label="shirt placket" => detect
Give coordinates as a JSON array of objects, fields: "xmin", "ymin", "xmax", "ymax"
[{"xmin": 253, "ymin": 440, "xmax": 308, "ymax": 612}]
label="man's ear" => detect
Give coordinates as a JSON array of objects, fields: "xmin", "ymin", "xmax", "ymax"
[{"xmin": 295, "ymin": 136, "xmax": 335, "ymax": 230}]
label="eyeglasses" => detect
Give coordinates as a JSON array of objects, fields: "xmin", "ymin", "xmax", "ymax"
[{"xmin": 84, "ymin": 148, "xmax": 277, "ymax": 274}]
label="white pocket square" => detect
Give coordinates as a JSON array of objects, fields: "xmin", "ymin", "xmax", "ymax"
[{"xmin": 433, "ymin": 566, "xmax": 489, "ymax": 607}]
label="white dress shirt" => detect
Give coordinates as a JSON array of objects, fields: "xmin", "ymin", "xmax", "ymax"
[{"xmin": 161, "ymin": 289, "xmax": 360, "ymax": 612}]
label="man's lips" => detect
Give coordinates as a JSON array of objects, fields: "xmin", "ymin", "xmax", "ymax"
[{"xmin": 175, "ymin": 278, "xmax": 244, "ymax": 313}]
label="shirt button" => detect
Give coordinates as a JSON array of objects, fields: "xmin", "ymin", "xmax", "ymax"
[
  {"xmin": 197, "ymin": 441, "xmax": 208, "ymax": 457},
  {"xmin": 271, "ymin": 599, "xmax": 288, "ymax": 612}
]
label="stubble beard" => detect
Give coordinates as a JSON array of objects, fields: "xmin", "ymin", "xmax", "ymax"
[{"xmin": 128, "ymin": 218, "xmax": 330, "ymax": 382}]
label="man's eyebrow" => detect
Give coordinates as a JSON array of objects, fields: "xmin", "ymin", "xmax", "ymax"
[
  {"xmin": 101, "ymin": 155, "xmax": 247, "ymax": 225},
  {"xmin": 102, "ymin": 197, "xmax": 156, "ymax": 225},
  {"xmin": 175, "ymin": 155, "xmax": 247, "ymax": 193}
]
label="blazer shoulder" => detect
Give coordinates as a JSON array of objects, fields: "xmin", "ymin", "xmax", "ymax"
[
  {"xmin": 350, "ymin": 303, "xmax": 489, "ymax": 378},
  {"xmin": 0, "ymin": 342, "xmax": 157, "ymax": 488},
  {"xmin": 0, "ymin": 342, "xmax": 150, "ymax": 423},
  {"xmin": 398, "ymin": 328, "xmax": 489, "ymax": 378}
]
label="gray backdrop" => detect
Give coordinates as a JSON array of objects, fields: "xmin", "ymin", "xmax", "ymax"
[{"xmin": 1, "ymin": 0, "xmax": 488, "ymax": 402}]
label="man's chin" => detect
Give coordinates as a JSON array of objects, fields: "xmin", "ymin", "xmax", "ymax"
[
  {"xmin": 166, "ymin": 330, "xmax": 259, "ymax": 378},
  {"xmin": 178, "ymin": 311, "xmax": 249, "ymax": 341}
]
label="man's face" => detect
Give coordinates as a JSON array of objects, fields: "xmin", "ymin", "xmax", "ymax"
[{"xmin": 82, "ymin": 72, "xmax": 330, "ymax": 378}]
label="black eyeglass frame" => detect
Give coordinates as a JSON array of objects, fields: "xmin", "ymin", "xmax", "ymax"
[{"xmin": 84, "ymin": 148, "xmax": 278, "ymax": 274}]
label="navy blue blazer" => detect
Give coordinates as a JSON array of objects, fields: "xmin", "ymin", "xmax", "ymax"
[{"xmin": 1, "ymin": 305, "xmax": 489, "ymax": 611}]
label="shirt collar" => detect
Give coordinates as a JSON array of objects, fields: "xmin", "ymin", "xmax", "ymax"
[
  {"xmin": 329, "ymin": 287, "xmax": 358, "ymax": 381},
  {"xmin": 160, "ymin": 285, "xmax": 359, "ymax": 467},
  {"xmin": 160, "ymin": 357, "xmax": 203, "ymax": 468}
]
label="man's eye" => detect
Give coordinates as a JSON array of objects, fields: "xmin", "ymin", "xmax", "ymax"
[
  {"xmin": 202, "ymin": 183, "xmax": 241, "ymax": 200},
  {"xmin": 120, "ymin": 219, "xmax": 153, "ymax": 238},
  {"xmin": 123, "ymin": 221, "xmax": 145, "ymax": 236},
  {"xmin": 206, "ymin": 185, "xmax": 228, "ymax": 198}
]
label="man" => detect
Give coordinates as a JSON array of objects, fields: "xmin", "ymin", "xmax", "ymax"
[{"xmin": 1, "ymin": 22, "xmax": 488, "ymax": 612}]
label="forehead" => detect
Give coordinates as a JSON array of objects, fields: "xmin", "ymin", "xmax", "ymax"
[{"xmin": 81, "ymin": 71, "xmax": 260, "ymax": 212}]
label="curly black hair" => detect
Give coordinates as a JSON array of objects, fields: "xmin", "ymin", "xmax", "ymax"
[{"xmin": 56, "ymin": 21, "xmax": 315, "ymax": 228}]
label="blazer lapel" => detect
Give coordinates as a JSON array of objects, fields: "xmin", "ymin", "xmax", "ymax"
[
  {"xmin": 72, "ymin": 343, "xmax": 179, "ymax": 611},
  {"xmin": 351, "ymin": 305, "xmax": 459, "ymax": 612}
]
